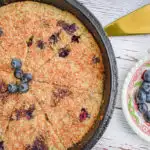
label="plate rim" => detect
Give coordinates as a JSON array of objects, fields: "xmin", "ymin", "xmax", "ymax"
[{"xmin": 122, "ymin": 56, "xmax": 150, "ymax": 142}]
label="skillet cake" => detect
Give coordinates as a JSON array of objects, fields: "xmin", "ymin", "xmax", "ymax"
[{"xmin": 0, "ymin": 1, "xmax": 104, "ymax": 149}]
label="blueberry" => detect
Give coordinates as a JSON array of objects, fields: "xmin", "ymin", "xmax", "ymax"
[
  {"xmin": 137, "ymin": 89, "xmax": 146, "ymax": 104},
  {"xmin": 71, "ymin": 35, "xmax": 80, "ymax": 43},
  {"xmin": 141, "ymin": 82, "xmax": 150, "ymax": 93},
  {"xmin": 21, "ymin": 73, "xmax": 32, "ymax": 83},
  {"xmin": 11, "ymin": 58, "xmax": 22, "ymax": 69},
  {"xmin": 57, "ymin": 20, "xmax": 77, "ymax": 34},
  {"xmin": 68, "ymin": 23, "xmax": 77, "ymax": 34},
  {"xmin": 26, "ymin": 111, "xmax": 33, "ymax": 120},
  {"xmin": 26, "ymin": 105, "xmax": 35, "ymax": 120},
  {"xmin": 19, "ymin": 83, "xmax": 29, "ymax": 93},
  {"xmin": 138, "ymin": 103, "xmax": 148, "ymax": 114},
  {"xmin": 0, "ymin": 141, "xmax": 4, "ymax": 150},
  {"xmin": 8, "ymin": 84, "xmax": 18, "ymax": 93},
  {"xmin": 0, "ymin": 27, "xmax": 3, "ymax": 37},
  {"xmin": 81, "ymin": 108, "xmax": 86, "ymax": 112},
  {"xmin": 14, "ymin": 69, "xmax": 23, "ymax": 79},
  {"xmin": 144, "ymin": 111, "xmax": 150, "ymax": 123},
  {"xmin": 79, "ymin": 108, "xmax": 90, "ymax": 122},
  {"xmin": 144, "ymin": 70, "xmax": 150, "ymax": 82},
  {"xmin": 146, "ymin": 93, "xmax": 150, "ymax": 103},
  {"xmin": 16, "ymin": 110, "xmax": 22, "ymax": 120},
  {"xmin": 59, "ymin": 48, "xmax": 70, "ymax": 58},
  {"xmin": 32, "ymin": 137, "xmax": 48, "ymax": 150}
]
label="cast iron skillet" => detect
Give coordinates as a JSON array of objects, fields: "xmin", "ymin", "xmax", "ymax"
[{"xmin": 0, "ymin": 0, "xmax": 118, "ymax": 149}]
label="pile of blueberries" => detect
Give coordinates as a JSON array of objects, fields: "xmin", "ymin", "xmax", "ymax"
[
  {"xmin": 8, "ymin": 58, "xmax": 32, "ymax": 93},
  {"xmin": 137, "ymin": 70, "xmax": 150, "ymax": 123}
]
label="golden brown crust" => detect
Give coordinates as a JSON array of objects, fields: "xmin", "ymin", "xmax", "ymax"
[
  {"xmin": 0, "ymin": 1, "xmax": 104, "ymax": 149},
  {"xmin": 4, "ymin": 92, "xmax": 65, "ymax": 150}
]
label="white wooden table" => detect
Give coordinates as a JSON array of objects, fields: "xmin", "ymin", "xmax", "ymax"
[{"xmin": 78, "ymin": 0, "xmax": 150, "ymax": 149}]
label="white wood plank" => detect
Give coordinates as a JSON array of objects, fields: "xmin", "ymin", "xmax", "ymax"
[
  {"xmin": 78, "ymin": 0, "xmax": 150, "ymax": 26},
  {"xmin": 78, "ymin": 0, "xmax": 150, "ymax": 149}
]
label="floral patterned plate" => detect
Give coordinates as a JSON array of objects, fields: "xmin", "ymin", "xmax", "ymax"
[{"xmin": 122, "ymin": 56, "xmax": 150, "ymax": 142}]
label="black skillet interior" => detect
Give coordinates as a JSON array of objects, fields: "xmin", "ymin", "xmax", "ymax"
[{"xmin": 0, "ymin": 0, "xmax": 118, "ymax": 149}]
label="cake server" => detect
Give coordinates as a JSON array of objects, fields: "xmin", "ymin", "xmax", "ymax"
[{"xmin": 104, "ymin": 5, "xmax": 150, "ymax": 36}]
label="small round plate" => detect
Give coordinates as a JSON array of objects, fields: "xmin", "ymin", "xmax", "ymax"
[{"xmin": 122, "ymin": 56, "xmax": 150, "ymax": 142}]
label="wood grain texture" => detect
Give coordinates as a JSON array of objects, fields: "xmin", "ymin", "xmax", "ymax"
[{"xmin": 77, "ymin": 0, "xmax": 150, "ymax": 149}]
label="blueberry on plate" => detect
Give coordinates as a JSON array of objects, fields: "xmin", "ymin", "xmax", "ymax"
[
  {"xmin": 144, "ymin": 111, "xmax": 150, "ymax": 123},
  {"xmin": 143, "ymin": 70, "xmax": 150, "ymax": 82},
  {"xmin": 49, "ymin": 33, "xmax": 59, "ymax": 44},
  {"xmin": 11, "ymin": 58, "xmax": 22, "ymax": 69},
  {"xmin": 14, "ymin": 69, "xmax": 23, "ymax": 79},
  {"xmin": 146, "ymin": 92, "xmax": 150, "ymax": 103},
  {"xmin": 137, "ymin": 89, "xmax": 146, "ymax": 104},
  {"xmin": 141, "ymin": 81, "xmax": 150, "ymax": 93},
  {"xmin": 8, "ymin": 84, "xmax": 18, "ymax": 93},
  {"xmin": 21, "ymin": 73, "xmax": 32, "ymax": 83},
  {"xmin": 19, "ymin": 83, "xmax": 29, "ymax": 93},
  {"xmin": 92, "ymin": 56, "xmax": 100, "ymax": 64},
  {"xmin": 138, "ymin": 103, "xmax": 148, "ymax": 114}
]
